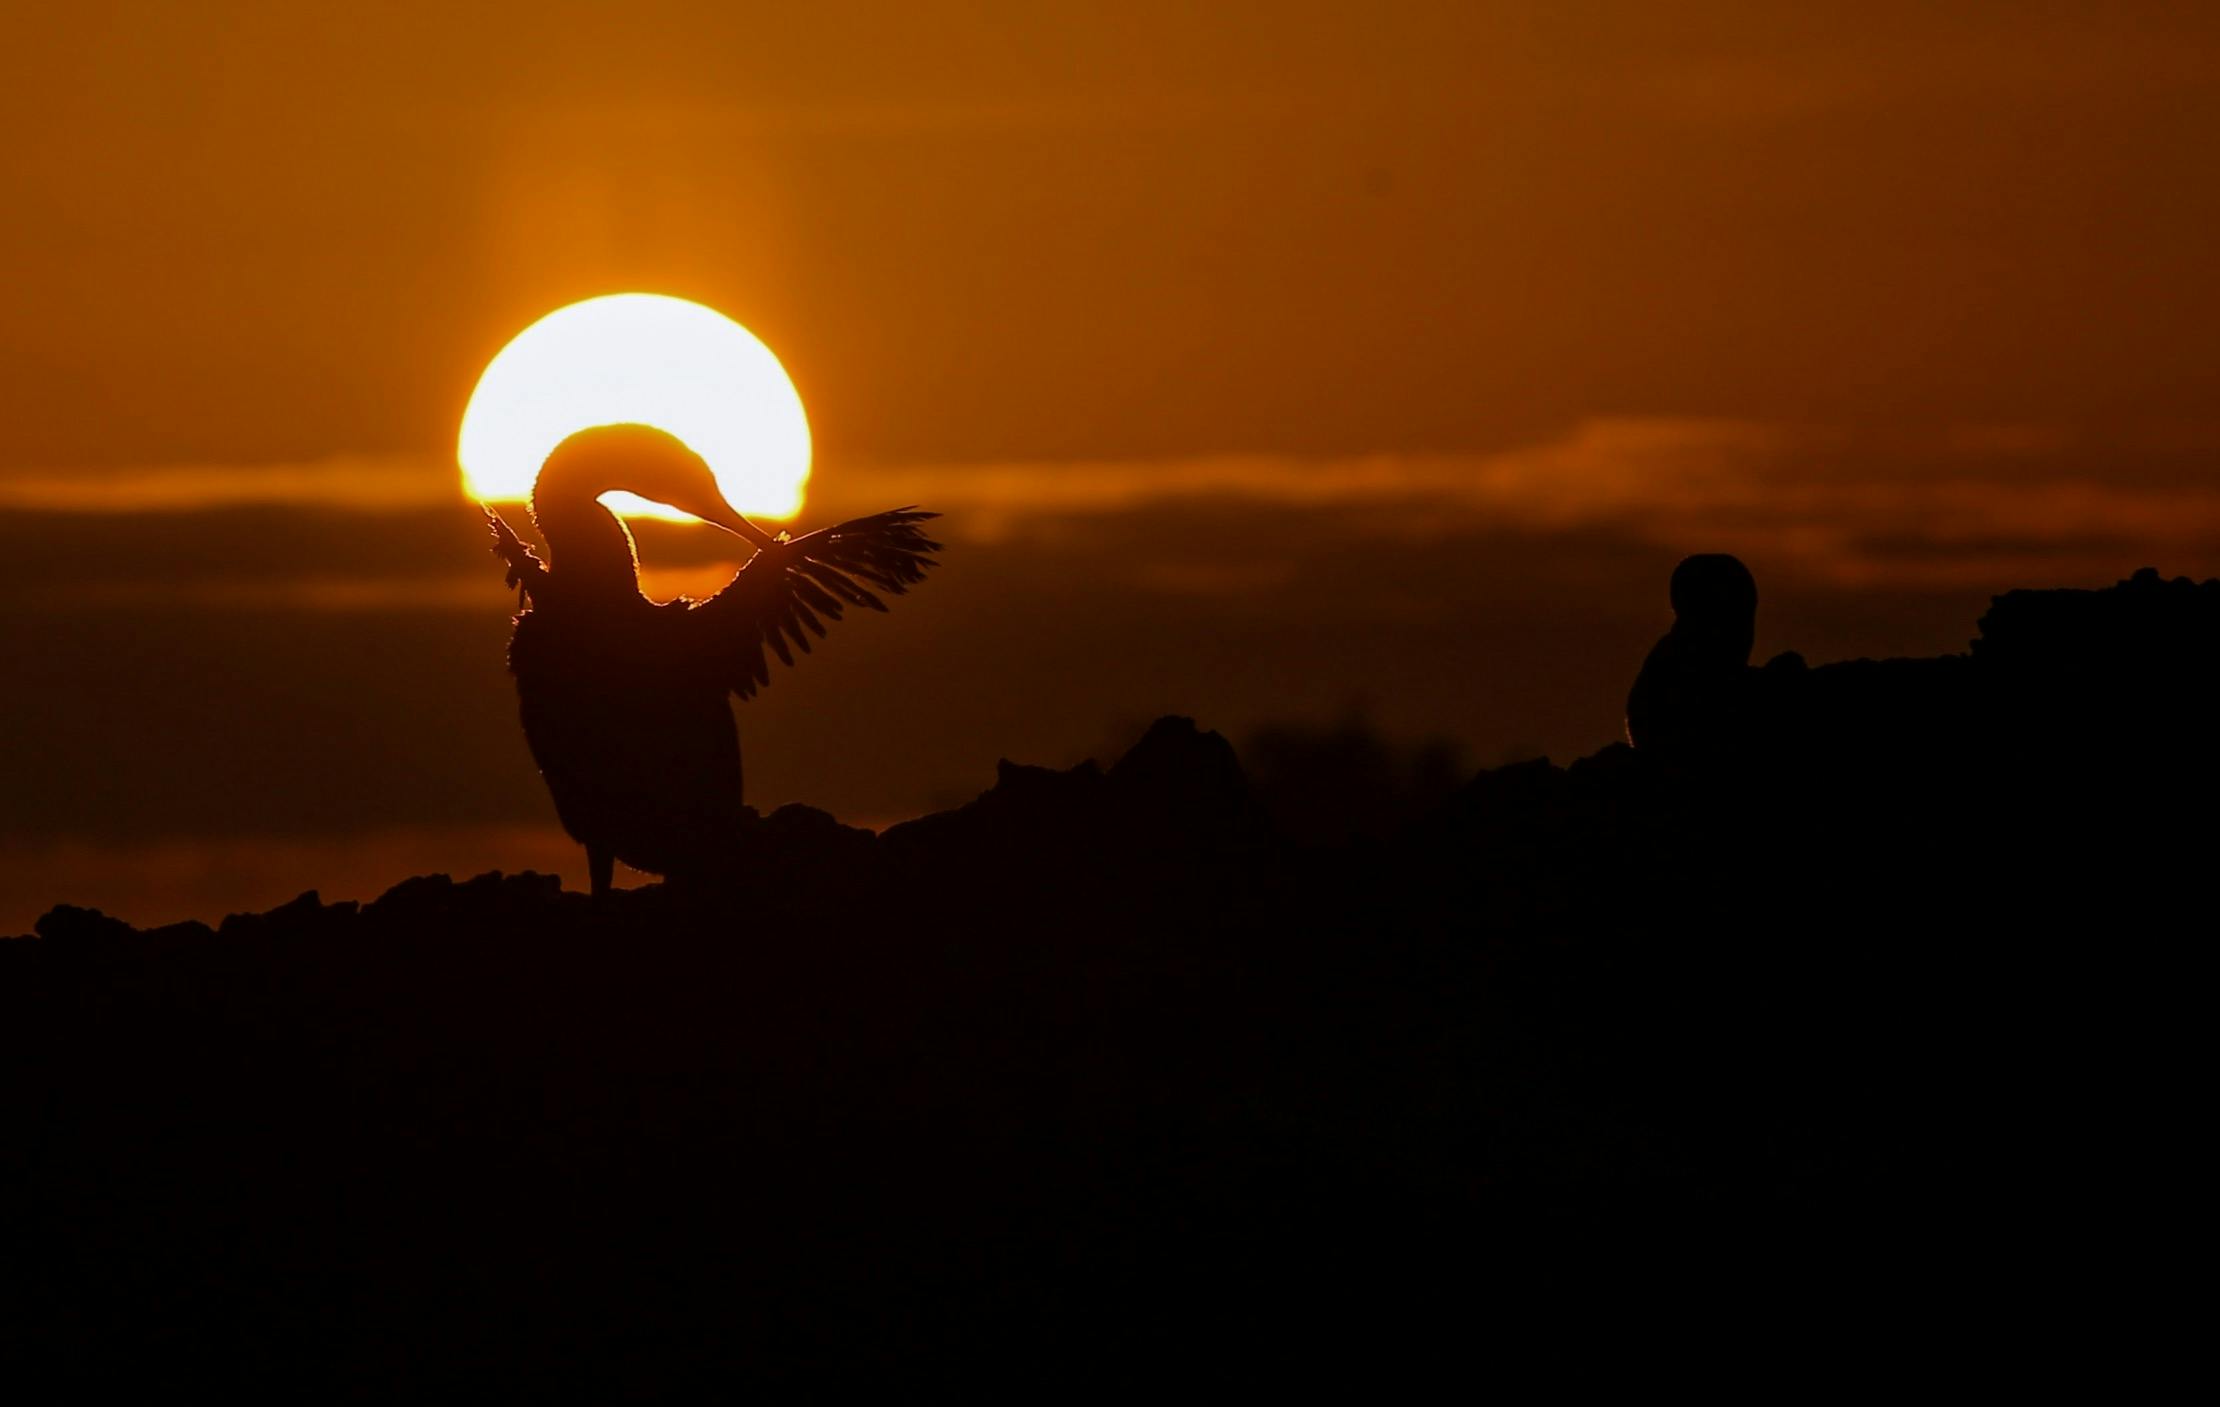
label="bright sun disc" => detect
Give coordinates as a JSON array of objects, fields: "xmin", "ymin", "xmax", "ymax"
[{"xmin": 458, "ymin": 293, "xmax": 810, "ymax": 520}]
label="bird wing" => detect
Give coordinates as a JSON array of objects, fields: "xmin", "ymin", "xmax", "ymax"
[
  {"xmin": 485, "ymin": 508, "xmax": 550, "ymax": 604},
  {"xmin": 690, "ymin": 508, "xmax": 941, "ymax": 699}
]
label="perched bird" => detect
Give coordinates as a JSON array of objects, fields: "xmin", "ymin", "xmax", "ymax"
[
  {"xmin": 485, "ymin": 424, "xmax": 939, "ymax": 897},
  {"xmin": 1625, "ymin": 553, "xmax": 1759, "ymax": 761}
]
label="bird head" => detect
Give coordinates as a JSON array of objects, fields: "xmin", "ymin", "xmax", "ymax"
[
  {"xmin": 534, "ymin": 424, "xmax": 775, "ymax": 547},
  {"xmin": 1668, "ymin": 553, "xmax": 1758, "ymax": 664}
]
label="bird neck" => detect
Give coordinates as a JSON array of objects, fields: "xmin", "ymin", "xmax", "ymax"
[{"xmin": 530, "ymin": 460, "xmax": 644, "ymax": 598}]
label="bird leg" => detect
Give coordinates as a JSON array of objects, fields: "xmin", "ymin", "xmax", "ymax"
[{"xmin": 588, "ymin": 846, "xmax": 614, "ymax": 902}]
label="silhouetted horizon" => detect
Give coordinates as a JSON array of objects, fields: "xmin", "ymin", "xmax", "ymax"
[
  {"xmin": 16, "ymin": 561, "xmax": 2212, "ymax": 1386},
  {"xmin": 12, "ymin": 561, "xmax": 2215, "ymax": 931}
]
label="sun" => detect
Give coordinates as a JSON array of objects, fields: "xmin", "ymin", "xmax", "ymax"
[{"xmin": 458, "ymin": 293, "xmax": 811, "ymax": 521}]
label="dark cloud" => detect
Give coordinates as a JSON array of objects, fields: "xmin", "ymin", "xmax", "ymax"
[{"xmin": 0, "ymin": 473, "xmax": 2044, "ymax": 891}]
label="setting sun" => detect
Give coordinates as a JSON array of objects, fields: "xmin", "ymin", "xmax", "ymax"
[{"xmin": 458, "ymin": 294, "xmax": 811, "ymax": 520}]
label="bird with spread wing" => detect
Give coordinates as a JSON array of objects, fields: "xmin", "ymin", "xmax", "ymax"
[{"xmin": 484, "ymin": 424, "xmax": 940, "ymax": 897}]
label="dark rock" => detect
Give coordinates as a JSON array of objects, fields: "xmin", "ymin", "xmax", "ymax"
[
  {"xmin": 1106, "ymin": 714, "xmax": 1241, "ymax": 798},
  {"xmin": 12, "ymin": 572, "xmax": 2220, "ymax": 1387},
  {"xmin": 879, "ymin": 757, "xmax": 1106, "ymax": 854},
  {"xmin": 1429, "ymin": 755, "xmax": 1568, "ymax": 841},
  {"xmin": 361, "ymin": 869, "xmax": 561, "ymax": 926},
  {"xmin": 220, "ymin": 888, "xmax": 357, "ymax": 938},
  {"xmin": 365, "ymin": 871, "xmax": 457, "ymax": 921},
  {"xmin": 143, "ymin": 919, "xmax": 218, "ymax": 950},
  {"xmin": 33, "ymin": 903, "xmax": 135, "ymax": 943},
  {"xmin": 1107, "ymin": 715, "xmax": 1265, "ymax": 849}
]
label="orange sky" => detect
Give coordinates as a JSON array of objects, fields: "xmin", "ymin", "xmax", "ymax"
[
  {"xmin": 5, "ymin": 3, "xmax": 2220, "ymax": 928},
  {"xmin": 4, "ymin": 3, "xmax": 2217, "ymax": 472}
]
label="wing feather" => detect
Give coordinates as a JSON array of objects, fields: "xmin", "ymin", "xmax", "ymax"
[
  {"xmin": 484, "ymin": 508, "xmax": 549, "ymax": 602},
  {"xmin": 790, "ymin": 598, "xmax": 828, "ymax": 639},
  {"xmin": 692, "ymin": 508, "xmax": 940, "ymax": 699},
  {"xmin": 788, "ymin": 577, "xmax": 844, "ymax": 620}
]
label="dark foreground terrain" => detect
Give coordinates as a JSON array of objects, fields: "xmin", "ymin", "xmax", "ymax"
[{"xmin": 6, "ymin": 570, "xmax": 2214, "ymax": 1390}]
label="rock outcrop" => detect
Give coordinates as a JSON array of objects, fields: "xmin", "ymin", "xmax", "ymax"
[{"xmin": 7, "ymin": 571, "xmax": 2213, "ymax": 1389}]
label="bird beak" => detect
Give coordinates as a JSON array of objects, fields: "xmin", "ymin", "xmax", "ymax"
[{"xmin": 692, "ymin": 493, "xmax": 778, "ymax": 551}]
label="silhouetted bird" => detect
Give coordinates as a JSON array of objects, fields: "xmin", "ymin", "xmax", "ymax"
[
  {"xmin": 485, "ymin": 424, "xmax": 939, "ymax": 896},
  {"xmin": 1625, "ymin": 553, "xmax": 1759, "ymax": 761}
]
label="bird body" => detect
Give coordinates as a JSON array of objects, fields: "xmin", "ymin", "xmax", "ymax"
[
  {"xmin": 1626, "ymin": 553, "xmax": 1759, "ymax": 762},
  {"xmin": 488, "ymin": 425, "xmax": 939, "ymax": 895},
  {"xmin": 509, "ymin": 592, "xmax": 746, "ymax": 886}
]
